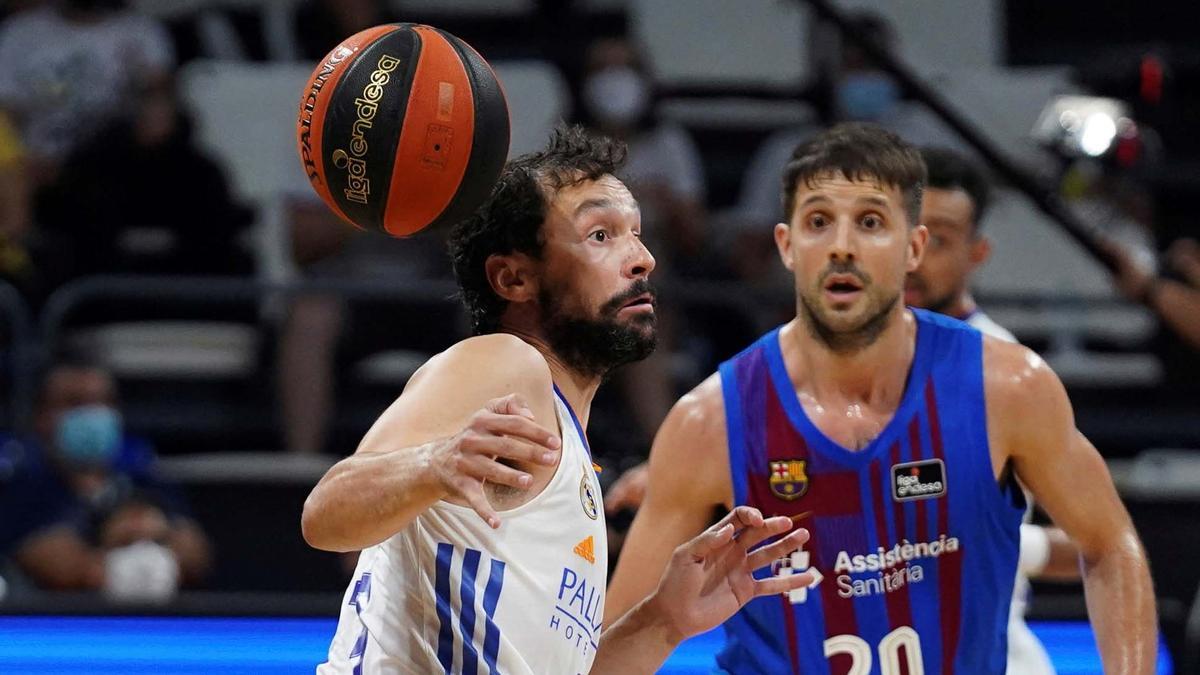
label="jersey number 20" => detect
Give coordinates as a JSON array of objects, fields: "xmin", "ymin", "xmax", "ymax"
[{"xmin": 825, "ymin": 626, "xmax": 923, "ymax": 675}]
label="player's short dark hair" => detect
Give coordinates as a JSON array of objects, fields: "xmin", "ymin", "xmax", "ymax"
[
  {"xmin": 920, "ymin": 146, "xmax": 991, "ymax": 233},
  {"xmin": 448, "ymin": 125, "xmax": 627, "ymax": 334},
  {"xmin": 782, "ymin": 122, "xmax": 925, "ymax": 227}
]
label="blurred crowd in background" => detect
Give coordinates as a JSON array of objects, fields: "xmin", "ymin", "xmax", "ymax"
[{"xmin": 0, "ymin": 0, "xmax": 1197, "ymax": 660}]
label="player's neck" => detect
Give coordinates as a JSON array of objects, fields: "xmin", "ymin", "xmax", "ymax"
[
  {"xmin": 783, "ymin": 306, "xmax": 917, "ymax": 406},
  {"xmin": 499, "ymin": 327, "xmax": 600, "ymax": 428},
  {"xmin": 944, "ymin": 291, "xmax": 977, "ymax": 320}
]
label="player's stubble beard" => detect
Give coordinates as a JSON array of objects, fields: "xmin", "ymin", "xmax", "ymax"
[
  {"xmin": 799, "ymin": 261, "xmax": 898, "ymax": 355},
  {"xmin": 905, "ymin": 273, "xmax": 962, "ymax": 316},
  {"xmin": 540, "ymin": 278, "xmax": 658, "ymax": 379}
]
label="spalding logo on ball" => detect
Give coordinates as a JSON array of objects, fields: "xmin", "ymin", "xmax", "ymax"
[{"xmin": 297, "ymin": 24, "xmax": 510, "ymax": 237}]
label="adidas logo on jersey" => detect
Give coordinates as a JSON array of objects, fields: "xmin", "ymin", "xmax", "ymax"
[{"xmin": 573, "ymin": 536, "xmax": 595, "ymax": 564}]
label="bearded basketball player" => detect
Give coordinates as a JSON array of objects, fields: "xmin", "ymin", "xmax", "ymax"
[{"xmin": 301, "ymin": 127, "xmax": 813, "ymax": 674}]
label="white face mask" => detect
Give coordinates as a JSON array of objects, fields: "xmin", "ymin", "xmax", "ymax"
[
  {"xmin": 583, "ymin": 67, "xmax": 650, "ymax": 128},
  {"xmin": 104, "ymin": 540, "xmax": 180, "ymax": 604}
]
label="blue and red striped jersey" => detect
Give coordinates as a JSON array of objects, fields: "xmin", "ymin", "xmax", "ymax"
[{"xmin": 717, "ymin": 309, "xmax": 1025, "ymax": 675}]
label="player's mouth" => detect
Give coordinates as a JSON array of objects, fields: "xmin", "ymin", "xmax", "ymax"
[
  {"xmin": 823, "ymin": 274, "xmax": 864, "ymax": 304},
  {"xmin": 618, "ymin": 292, "xmax": 656, "ymax": 315}
]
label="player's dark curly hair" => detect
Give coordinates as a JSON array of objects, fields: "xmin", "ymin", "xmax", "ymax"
[
  {"xmin": 920, "ymin": 146, "xmax": 991, "ymax": 232},
  {"xmin": 448, "ymin": 125, "xmax": 627, "ymax": 334},
  {"xmin": 782, "ymin": 122, "xmax": 926, "ymax": 227}
]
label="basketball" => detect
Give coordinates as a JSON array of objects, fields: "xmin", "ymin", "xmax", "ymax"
[{"xmin": 296, "ymin": 24, "xmax": 510, "ymax": 238}]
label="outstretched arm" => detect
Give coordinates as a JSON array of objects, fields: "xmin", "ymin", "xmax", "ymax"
[
  {"xmin": 301, "ymin": 336, "xmax": 562, "ymax": 552},
  {"xmin": 591, "ymin": 506, "xmax": 811, "ymax": 674},
  {"xmin": 988, "ymin": 341, "xmax": 1156, "ymax": 672}
]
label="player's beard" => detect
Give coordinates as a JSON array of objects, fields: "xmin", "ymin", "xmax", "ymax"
[
  {"xmin": 799, "ymin": 262, "xmax": 898, "ymax": 354},
  {"xmin": 540, "ymin": 279, "xmax": 658, "ymax": 378},
  {"xmin": 905, "ymin": 274, "xmax": 961, "ymax": 316}
]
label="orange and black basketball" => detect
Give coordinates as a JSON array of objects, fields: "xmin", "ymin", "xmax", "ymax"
[{"xmin": 296, "ymin": 24, "xmax": 510, "ymax": 238}]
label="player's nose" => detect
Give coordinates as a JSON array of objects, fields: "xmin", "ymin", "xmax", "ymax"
[{"xmin": 625, "ymin": 234, "xmax": 656, "ymax": 279}]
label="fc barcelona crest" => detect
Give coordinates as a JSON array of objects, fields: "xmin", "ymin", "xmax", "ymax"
[{"xmin": 769, "ymin": 459, "xmax": 808, "ymax": 500}]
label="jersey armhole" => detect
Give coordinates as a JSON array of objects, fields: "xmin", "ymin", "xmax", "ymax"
[{"xmin": 719, "ymin": 361, "xmax": 750, "ymax": 508}]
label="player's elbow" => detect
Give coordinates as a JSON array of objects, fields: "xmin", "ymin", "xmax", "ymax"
[
  {"xmin": 301, "ymin": 491, "xmax": 350, "ymax": 553},
  {"xmin": 1080, "ymin": 527, "xmax": 1147, "ymax": 572}
]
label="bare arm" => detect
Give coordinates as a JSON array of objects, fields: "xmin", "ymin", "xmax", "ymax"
[
  {"xmin": 592, "ymin": 507, "xmax": 811, "ymax": 674},
  {"xmin": 1147, "ymin": 278, "xmax": 1200, "ymax": 350},
  {"xmin": 988, "ymin": 341, "xmax": 1156, "ymax": 672},
  {"xmin": 301, "ymin": 336, "xmax": 562, "ymax": 552},
  {"xmin": 14, "ymin": 526, "xmax": 106, "ymax": 590},
  {"xmin": 605, "ymin": 375, "xmax": 732, "ymax": 624}
]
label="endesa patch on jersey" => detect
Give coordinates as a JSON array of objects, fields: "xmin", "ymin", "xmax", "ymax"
[{"xmin": 891, "ymin": 458, "xmax": 946, "ymax": 502}]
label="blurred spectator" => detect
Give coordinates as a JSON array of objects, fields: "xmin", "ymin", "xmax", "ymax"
[
  {"xmin": 580, "ymin": 36, "xmax": 708, "ymax": 274},
  {"xmin": 0, "ymin": 0, "xmax": 174, "ymax": 180},
  {"xmin": 730, "ymin": 11, "xmax": 962, "ymax": 288},
  {"xmin": 0, "ymin": 0, "xmax": 175, "ymax": 301},
  {"xmin": 0, "ymin": 362, "xmax": 211, "ymax": 599},
  {"xmin": 1108, "ymin": 236, "xmax": 1200, "ymax": 350},
  {"xmin": 0, "ymin": 111, "xmax": 32, "ymax": 292},
  {"xmin": 292, "ymin": 0, "xmax": 395, "ymax": 61},
  {"xmin": 35, "ymin": 78, "xmax": 253, "ymax": 280},
  {"xmin": 278, "ymin": 5, "xmax": 444, "ymax": 456},
  {"xmin": 577, "ymin": 36, "xmax": 709, "ymax": 457}
]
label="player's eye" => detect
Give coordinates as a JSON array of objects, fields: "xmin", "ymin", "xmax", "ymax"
[
  {"xmin": 589, "ymin": 230, "xmax": 608, "ymax": 242},
  {"xmin": 809, "ymin": 214, "xmax": 829, "ymax": 229},
  {"xmin": 861, "ymin": 214, "xmax": 883, "ymax": 230}
]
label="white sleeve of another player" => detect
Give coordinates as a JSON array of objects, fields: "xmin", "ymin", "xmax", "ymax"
[{"xmin": 966, "ymin": 311, "xmax": 1018, "ymax": 344}]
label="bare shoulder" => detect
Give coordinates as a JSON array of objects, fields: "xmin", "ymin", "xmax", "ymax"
[
  {"xmin": 661, "ymin": 373, "xmax": 727, "ymax": 450},
  {"xmin": 407, "ymin": 333, "xmax": 553, "ymax": 402},
  {"xmin": 982, "ymin": 336, "xmax": 1068, "ymax": 414},
  {"xmin": 358, "ymin": 334, "xmax": 556, "ymax": 454},
  {"xmin": 982, "ymin": 336, "xmax": 1073, "ymax": 460},
  {"xmin": 648, "ymin": 372, "xmax": 732, "ymax": 506}
]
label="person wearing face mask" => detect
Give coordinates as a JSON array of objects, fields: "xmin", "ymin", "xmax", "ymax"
[
  {"xmin": 0, "ymin": 362, "xmax": 210, "ymax": 600},
  {"xmin": 724, "ymin": 10, "xmax": 965, "ymax": 293}
]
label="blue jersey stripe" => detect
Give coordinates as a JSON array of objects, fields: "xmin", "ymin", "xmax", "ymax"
[
  {"xmin": 553, "ymin": 384, "xmax": 591, "ymax": 459},
  {"xmin": 434, "ymin": 543, "xmax": 455, "ymax": 674},
  {"xmin": 719, "ymin": 360, "xmax": 750, "ymax": 508},
  {"xmin": 459, "ymin": 548, "xmax": 483, "ymax": 675},
  {"xmin": 481, "ymin": 559, "xmax": 506, "ymax": 674}
]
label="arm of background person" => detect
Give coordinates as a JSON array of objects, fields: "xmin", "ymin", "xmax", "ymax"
[
  {"xmin": 592, "ymin": 506, "xmax": 810, "ymax": 674},
  {"xmin": 13, "ymin": 526, "xmax": 106, "ymax": 590},
  {"xmin": 987, "ymin": 340, "xmax": 1156, "ymax": 673},
  {"xmin": 301, "ymin": 334, "xmax": 562, "ymax": 552},
  {"xmin": 604, "ymin": 374, "xmax": 732, "ymax": 625}
]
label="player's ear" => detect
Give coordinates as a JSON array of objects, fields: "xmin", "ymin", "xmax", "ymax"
[
  {"xmin": 968, "ymin": 233, "xmax": 992, "ymax": 269},
  {"xmin": 486, "ymin": 252, "xmax": 538, "ymax": 303},
  {"xmin": 774, "ymin": 222, "xmax": 795, "ymax": 271},
  {"xmin": 906, "ymin": 223, "xmax": 929, "ymax": 273}
]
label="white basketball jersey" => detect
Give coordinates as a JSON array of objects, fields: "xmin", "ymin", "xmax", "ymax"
[{"xmin": 318, "ymin": 387, "xmax": 607, "ymax": 675}]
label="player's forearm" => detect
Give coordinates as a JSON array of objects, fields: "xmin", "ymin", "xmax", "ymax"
[
  {"xmin": 1039, "ymin": 527, "xmax": 1083, "ymax": 580},
  {"xmin": 591, "ymin": 593, "xmax": 682, "ymax": 674},
  {"xmin": 1082, "ymin": 532, "xmax": 1157, "ymax": 673},
  {"xmin": 1149, "ymin": 279, "xmax": 1200, "ymax": 350},
  {"xmin": 301, "ymin": 443, "xmax": 444, "ymax": 552}
]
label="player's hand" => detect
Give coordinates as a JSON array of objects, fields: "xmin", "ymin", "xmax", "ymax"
[
  {"xmin": 1167, "ymin": 237, "xmax": 1200, "ymax": 286},
  {"xmin": 604, "ymin": 462, "xmax": 649, "ymax": 514},
  {"xmin": 429, "ymin": 393, "xmax": 560, "ymax": 528},
  {"xmin": 648, "ymin": 506, "xmax": 812, "ymax": 643}
]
